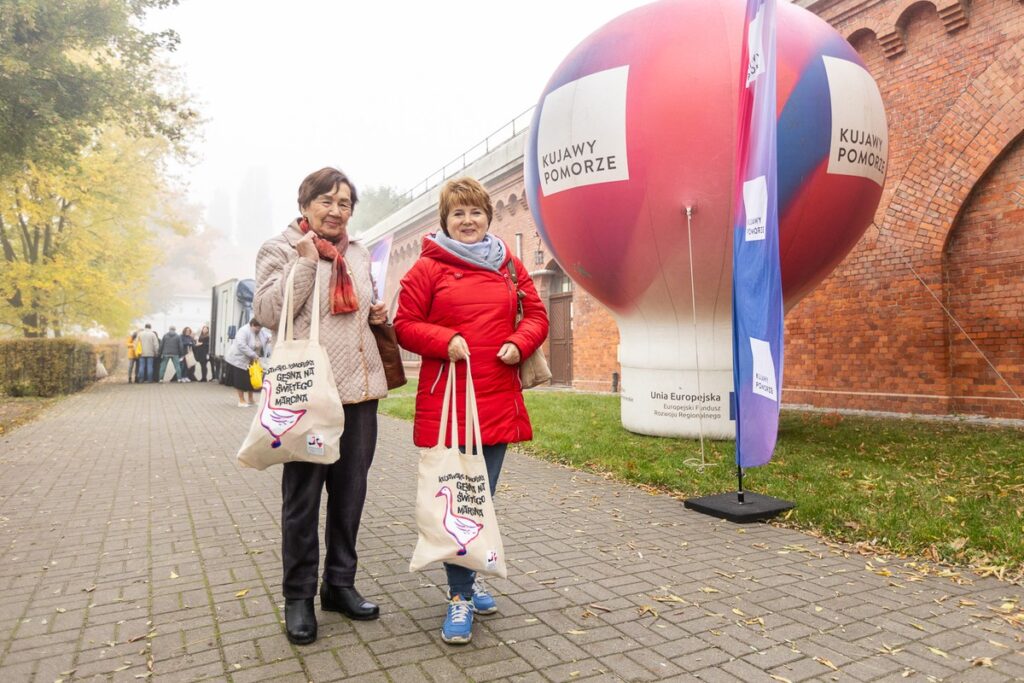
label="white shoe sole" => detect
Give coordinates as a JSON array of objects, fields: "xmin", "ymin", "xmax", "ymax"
[{"xmin": 440, "ymin": 630, "xmax": 471, "ymax": 644}]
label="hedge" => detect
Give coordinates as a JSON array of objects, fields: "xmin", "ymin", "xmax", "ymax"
[{"xmin": 0, "ymin": 338, "xmax": 122, "ymax": 397}]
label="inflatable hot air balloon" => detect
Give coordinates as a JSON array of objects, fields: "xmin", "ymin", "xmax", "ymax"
[{"xmin": 524, "ymin": 0, "xmax": 888, "ymax": 438}]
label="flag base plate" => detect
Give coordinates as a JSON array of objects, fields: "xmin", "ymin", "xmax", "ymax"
[{"xmin": 683, "ymin": 492, "xmax": 794, "ymax": 523}]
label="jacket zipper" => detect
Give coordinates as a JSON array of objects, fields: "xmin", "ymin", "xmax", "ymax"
[{"xmin": 429, "ymin": 360, "xmax": 446, "ymax": 394}]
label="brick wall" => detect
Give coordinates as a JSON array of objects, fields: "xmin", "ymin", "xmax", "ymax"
[{"xmin": 783, "ymin": 0, "xmax": 1024, "ymax": 418}]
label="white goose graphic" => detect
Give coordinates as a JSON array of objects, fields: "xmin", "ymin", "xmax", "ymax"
[
  {"xmin": 258, "ymin": 380, "xmax": 307, "ymax": 448},
  {"xmin": 435, "ymin": 485, "xmax": 483, "ymax": 555}
]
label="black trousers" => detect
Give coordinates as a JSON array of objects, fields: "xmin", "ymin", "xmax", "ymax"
[{"xmin": 280, "ymin": 400, "xmax": 378, "ymax": 599}]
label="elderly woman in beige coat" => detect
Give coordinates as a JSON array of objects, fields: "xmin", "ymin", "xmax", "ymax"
[{"xmin": 254, "ymin": 167, "xmax": 388, "ymax": 646}]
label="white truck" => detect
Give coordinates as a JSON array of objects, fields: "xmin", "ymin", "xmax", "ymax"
[{"xmin": 210, "ymin": 278, "xmax": 255, "ymax": 382}]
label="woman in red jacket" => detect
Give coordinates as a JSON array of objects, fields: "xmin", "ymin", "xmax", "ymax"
[{"xmin": 395, "ymin": 177, "xmax": 549, "ymax": 645}]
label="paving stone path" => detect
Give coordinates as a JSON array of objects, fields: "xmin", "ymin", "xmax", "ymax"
[{"xmin": 0, "ymin": 381, "xmax": 1020, "ymax": 682}]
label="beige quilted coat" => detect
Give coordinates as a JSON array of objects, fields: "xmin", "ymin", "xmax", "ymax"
[{"xmin": 253, "ymin": 221, "xmax": 387, "ymax": 405}]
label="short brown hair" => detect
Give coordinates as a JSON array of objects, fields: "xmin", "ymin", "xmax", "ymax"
[
  {"xmin": 438, "ymin": 177, "xmax": 493, "ymax": 235},
  {"xmin": 297, "ymin": 167, "xmax": 359, "ymax": 211}
]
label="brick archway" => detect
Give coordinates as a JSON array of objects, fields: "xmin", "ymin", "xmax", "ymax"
[{"xmin": 878, "ymin": 36, "xmax": 1024, "ymax": 265}]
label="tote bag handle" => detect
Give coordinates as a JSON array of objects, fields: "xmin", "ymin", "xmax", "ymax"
[
  {"xmin": 277, "ymin": 260, "xmax": 323, "ymax": 344},
  {"xmin": 435, "ymin": 359, "xmax": 484, "ymax": 455},
  {"xmin": 464, "ymin": 358, "xmax": 484, "ymax": 456}
]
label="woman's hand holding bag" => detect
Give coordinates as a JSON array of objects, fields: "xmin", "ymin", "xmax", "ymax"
[
  {"xmin": 409, "ymin": 359, "xmax": 507, "ymax": 578},
  {"xmin": 236, "ymin": 262, "xmax": 346, "ymax": 470}
]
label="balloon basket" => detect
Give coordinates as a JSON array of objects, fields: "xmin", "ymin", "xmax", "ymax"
[{"xmin": 683, "ymin": 491, "xmax": 794, "ymax": 523}]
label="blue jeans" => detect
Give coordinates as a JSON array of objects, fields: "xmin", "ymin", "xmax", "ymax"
[
  {"xmin": 445, "ymin": 442, "xmax": 507, "ymax": 600},
  {"xmin": 159, "ymin": 355, "xmax": 181, "ymax": 381},
  {"xmin": 138, "ymin": 356, "xmax": 156, "ymax": 382}
]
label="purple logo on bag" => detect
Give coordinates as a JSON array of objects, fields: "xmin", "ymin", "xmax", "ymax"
[
  {"xmin": 259, "ymin": 380, "xmax": 307, "ymax": 448},
  {"xmin": 435, "ymin": 486, "xmax": 483, "ymax": 556}
]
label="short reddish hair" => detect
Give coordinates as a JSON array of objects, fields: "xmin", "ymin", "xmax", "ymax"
[
  {"xmin": 438, "ymin": 177, "xmax": 493, "ymax": 235},
  {"xmin": 297, "ymin": 167, "xmax": 359, "ymax": 211}
]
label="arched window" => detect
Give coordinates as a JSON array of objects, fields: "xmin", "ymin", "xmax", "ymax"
[{"xmin": 548, "ymin": 263, "xmax": 573, "ymax": 294}]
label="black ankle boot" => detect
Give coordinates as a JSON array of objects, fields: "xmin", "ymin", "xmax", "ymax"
[
  {"xmin": 320, "ymin": 583, "xmax": 379, "ymax": 620},
  {"xmin": 284, "ymin": 598, "xmax": 317, "ymax": 644}
]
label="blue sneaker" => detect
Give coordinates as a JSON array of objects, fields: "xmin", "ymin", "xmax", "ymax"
[
  {"xmin": 441, "ymin": 596, "xmax": 473, "ymax": 644},
  {"xmin": 470, "ymin": 580, "xmax": 497, "ymax": 615}
]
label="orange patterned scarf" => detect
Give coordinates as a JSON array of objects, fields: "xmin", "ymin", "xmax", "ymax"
[{"xmin": 298, "ymin": 218, "xmax": 358, "ymax": 314}]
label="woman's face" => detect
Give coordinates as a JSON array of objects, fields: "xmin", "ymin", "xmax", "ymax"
[
  {"xmin": 303, "ymin": 183, "xmax": 352, "ymax": 242},
  {"xmin": 201, "ymin": 326, "xmax": 209, "ymax": 335},
  {"xmin": 446, "ymin": 203, "xmax": 489, "ymax": 245},
  {"xmin": 182, "ymin": 327, "xmax": 191, "ymax": 336}
]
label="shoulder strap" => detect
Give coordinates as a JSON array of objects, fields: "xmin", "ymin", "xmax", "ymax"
[
  {"xmin": 506, "ymin": 257, "xmax": 525, "ymax": 323},
  {"xmin": 506, "ymin": 257, "xmax": 519, "ymax": 285}
]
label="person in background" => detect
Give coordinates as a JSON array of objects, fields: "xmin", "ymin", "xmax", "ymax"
[
  {"xmin": 223, "ymin": 318, "xmax": 265, "ymax": 406},
  {"xmin": 179, "ymin": 326, "xmax": 197, "ymax": 382},
  {"xmin": 394, "ymin": 177, "xmax": 549, "ymax": 645},
  {"xmin": 158, "ymin": 326, "xmax": 184, "ymax": 382},
  {"xmin": 193, "ymin": 324, "xmax": 211, "ymax": 382},
  {"xmin": 136, "ymin": 324, "xmax": 160, "ymax": 383},
  {"xmin": 253, "ymin": 167, "xmax": 389, "ymax": 646},
  {"xmin": 126, "ymin": 331, "xmax": 140, "ymax": 384}
]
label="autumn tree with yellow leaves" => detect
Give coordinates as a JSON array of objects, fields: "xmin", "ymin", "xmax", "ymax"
[
  {"xmin": 0, "ymin": 0, "xmax": 197, "ymax": 337},
  {"xmin": 0, "ymin": 130, "xmax": 193, "ymax": 336}
]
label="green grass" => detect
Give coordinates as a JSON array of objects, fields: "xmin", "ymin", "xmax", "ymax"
[{"xmin": 380, "ymin": 388, "xmax": 1024, "ymax": 578}]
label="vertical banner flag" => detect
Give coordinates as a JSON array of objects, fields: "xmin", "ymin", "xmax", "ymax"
[
  {"xmin": 368, "ymin": 236, "xmax": 393, "ymax": 303},
  {"xmin": 732, "ymin": 0, "xmax": 783, "ymax": 468}
]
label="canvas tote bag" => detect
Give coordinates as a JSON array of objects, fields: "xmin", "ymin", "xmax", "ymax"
[
  {"xmin": 236, "ymin": 262, "xmax": 345, "ymax": 470},
  {"xmin": 409, "ymin": 360, "xmax": 508, "ymax": 578}
]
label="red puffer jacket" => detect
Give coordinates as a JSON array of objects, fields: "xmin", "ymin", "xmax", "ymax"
[{"xmin": 395, "ymin": 236, "xmax": 549, "ymax": 448}]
